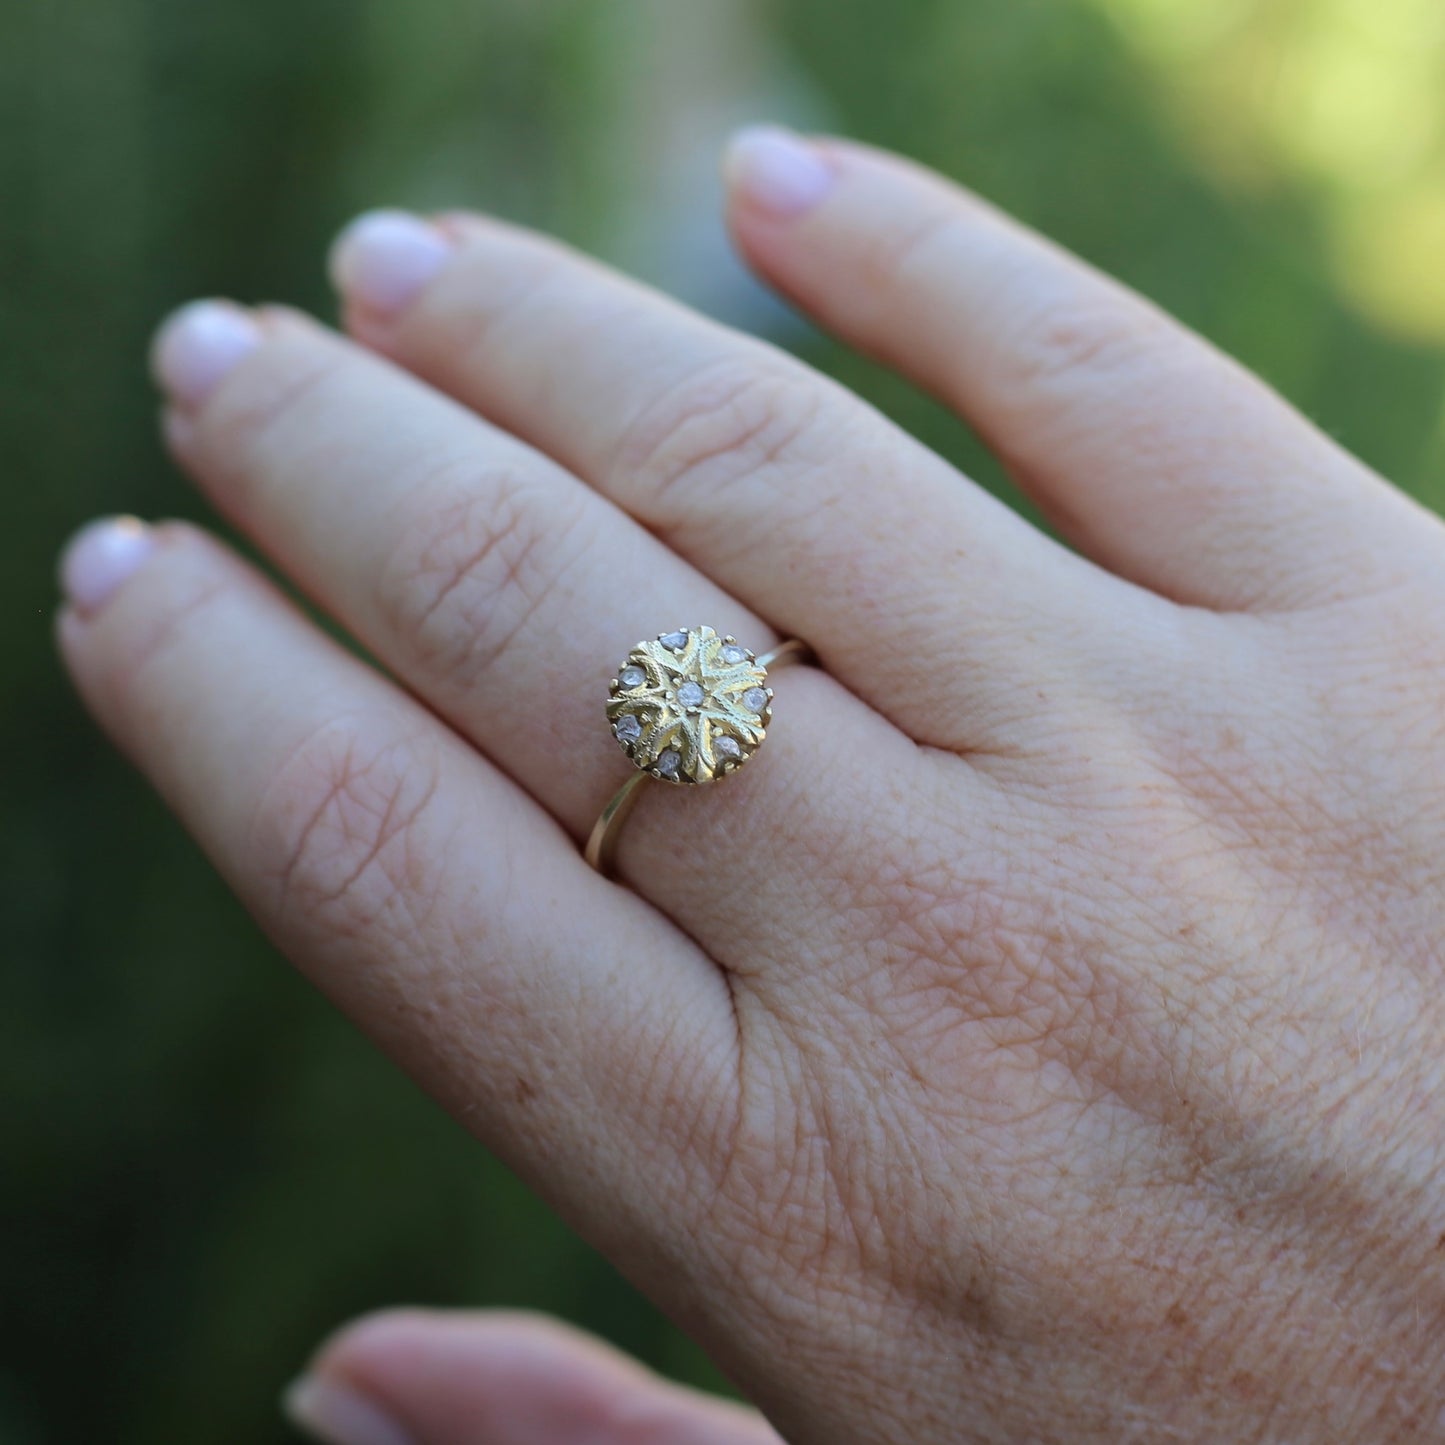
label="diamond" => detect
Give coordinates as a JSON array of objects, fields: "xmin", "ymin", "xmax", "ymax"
[{"xmin": 606, "ymin": 627, "xmax": 784, "ymax": 791}]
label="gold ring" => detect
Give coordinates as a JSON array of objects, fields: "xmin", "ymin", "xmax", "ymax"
[{"xmin": 584, "ymin": 626, "xmax": 812, "ymax": 876}]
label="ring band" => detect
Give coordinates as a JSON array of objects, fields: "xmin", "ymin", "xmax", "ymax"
[{"xmin": 584, "ymin": 627, "xmax": 812, "ymax": 876}]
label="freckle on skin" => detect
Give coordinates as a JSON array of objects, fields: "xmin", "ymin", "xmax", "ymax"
[{"xmin": 514, "ymin": 1076, "xmax": 538, "ymax": 1104}]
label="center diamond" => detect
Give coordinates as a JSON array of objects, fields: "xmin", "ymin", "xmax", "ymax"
[{"xmin": 606, "ymin": 626, "xmax": 772, "ymax": 784}]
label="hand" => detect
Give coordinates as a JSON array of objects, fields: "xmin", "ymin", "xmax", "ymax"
[{"xmin": 58, "ymin": 128, "xmax": 1445, "ymax": 1442}]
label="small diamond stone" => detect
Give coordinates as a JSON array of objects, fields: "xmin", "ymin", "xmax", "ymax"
[
  {"xmin": 743, "ymin": 686, "xmax": 768, "ymax": 714},
  {"xmin": 676, "ymin": 680, "xmax": 705, "ymax": 708},
  {"xmin": 714, "ymin": 735, "xmax": 743, "ymax": 761},
  {"xmin": 614, "ymin": 714, "xmax": 642, "ymax": 745},
  {"xmin": 660, "ymin": 630, "xmax": 688, "ymax": 650},
  {"xmin": 720, "ymin": 644, "xmax": 747, "ymax": 664},
  {"xmin": 618, "ymin": 665, "xmax": 645, "ymax": 689},
  {"xmin": 656, "ymin": 749, "xmax": 681, "ymax": 779}
]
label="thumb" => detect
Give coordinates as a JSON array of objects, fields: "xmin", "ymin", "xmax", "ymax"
[{"xmin": 283, "ymin": 1307, "xmax": 782, "ymax": 1445}]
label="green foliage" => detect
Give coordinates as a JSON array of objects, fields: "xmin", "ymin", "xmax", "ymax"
[{"xmin": 2, "ymin": 1, "xmax": 1441, "ymax": 1440}]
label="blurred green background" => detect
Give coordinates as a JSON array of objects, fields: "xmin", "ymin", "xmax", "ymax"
[{"xmin": 5, "ymin": 0, "xmax": 1445, "ymax": 1439}]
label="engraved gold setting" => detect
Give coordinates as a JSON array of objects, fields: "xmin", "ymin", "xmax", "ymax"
[
  {"xmin": 606, "ymin": 625, "xmax": 771, "ymax": 785},
  {"xmin": 585, "ymin": 626, "xmax": 811, "ymax": 876}
]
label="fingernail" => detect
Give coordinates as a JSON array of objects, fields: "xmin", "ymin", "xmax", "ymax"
[
  {"xmin": 59, "ymin": 517, "xmax": 158, "ymax": 617},
  {"xmin": 328, "ymin": 210, "xmax": 454, "ymax": 317},
  {"xmin": 724, "ymin": 125, "xmax": 836, "ymax": 218},
  {"xmin": 283, "ymin": 1375, "xmax": 417, "ymax": 1445},
  {"xmin": 151, "ymin": 300, "xmax": 261, "ymax": 408}
]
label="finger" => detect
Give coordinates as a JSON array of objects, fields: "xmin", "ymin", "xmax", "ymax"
[
  {"xmin": 151, "ymin": 301, "xmax": 926, "ymax": 966},
  {"xmin": 325, "ymin": 207, "xmax": 1122, "ymax": 744},
  {"xmin": 57, "ymin": 519, "xmax": 739, "ymax": 1269},
  {"xmin": 286, "ymin": 1308, "xmax": 782, "ymax": 1445},
  {"xmin": 725, "ymin": 129, "xmax": 1435, "ymax": 611}
]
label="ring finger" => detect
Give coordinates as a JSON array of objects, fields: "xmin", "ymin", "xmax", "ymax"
[{"xmin": 153, "ymin": 302, "xmax": 920, "ymax": 962}]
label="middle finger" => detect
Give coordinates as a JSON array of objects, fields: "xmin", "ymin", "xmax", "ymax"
[
  {"xmin": 333, "ymin": 211, "xmax": 1123, "ymax": 752},
  {"xmin": 154, "ymin": 304, "xmax": 920, "ymax": 962}
]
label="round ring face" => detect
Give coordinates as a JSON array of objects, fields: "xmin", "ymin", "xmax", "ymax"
[{"xmin": 607, "ymin": 627, "xmax": 772, "ymax": 784}]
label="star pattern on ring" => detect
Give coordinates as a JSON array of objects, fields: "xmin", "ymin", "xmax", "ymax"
[{"xmin": 606, "ymin": 627, "xmax": 771, "ymax": 784}]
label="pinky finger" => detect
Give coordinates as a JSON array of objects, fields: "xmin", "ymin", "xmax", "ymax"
[
  {"xmin": 56, "ymin": 519, "xmax": 740, "ymax": 1273},
  {"xmin": 286, "ymin": 1308, "xmax": 782, "ymax": 1445}
]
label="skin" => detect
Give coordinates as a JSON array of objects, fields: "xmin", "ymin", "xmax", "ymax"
[{"xmin": 58, "ymin": 136, "xmax": 1445, "ymax": 1443}]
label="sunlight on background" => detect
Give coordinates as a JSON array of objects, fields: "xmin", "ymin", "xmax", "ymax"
[
  {"xmin": 8, "ymin": 2, "xmax": 1445, "ymax": 1438},
  {"xmin": 1095, "ymin": 0, "xmax": 1445, "ymax": 344}
]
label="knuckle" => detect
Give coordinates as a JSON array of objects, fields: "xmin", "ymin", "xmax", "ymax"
[
  {"xmin": 615, "ymin": 356, "xmax": 824, "ymax": 527},
  {"xmin": 256, "ymin": 717, "xmax": 445, "ymax": 942},
  {"xmin": 203, "ymin": 340, "xmax": 350, "ymax": 483},
  {"xmin": 1002, "ymin": 291, "xmax": 1171, "ymax": 398},
  {"xmin": 376, "ymin": 461, "xmax": 581, "ymax": 690},
  {"xmin": 97, "ymin": 539, "xmax": 234, "ymax": 719},
  {"xmin": 449, "ymin": 231, "xmax": 578, "ymax": 359},
  {"xmin": 861, "ymin": 202, "xmax": 967, "ymax": 299},
  {"xmin": 855, "ymin": 198, "xmax": 1175, "ymax": 406},
  {"xmin": 822, "ymin": 797, "xmax": 1146, "ymax": 1078}
]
